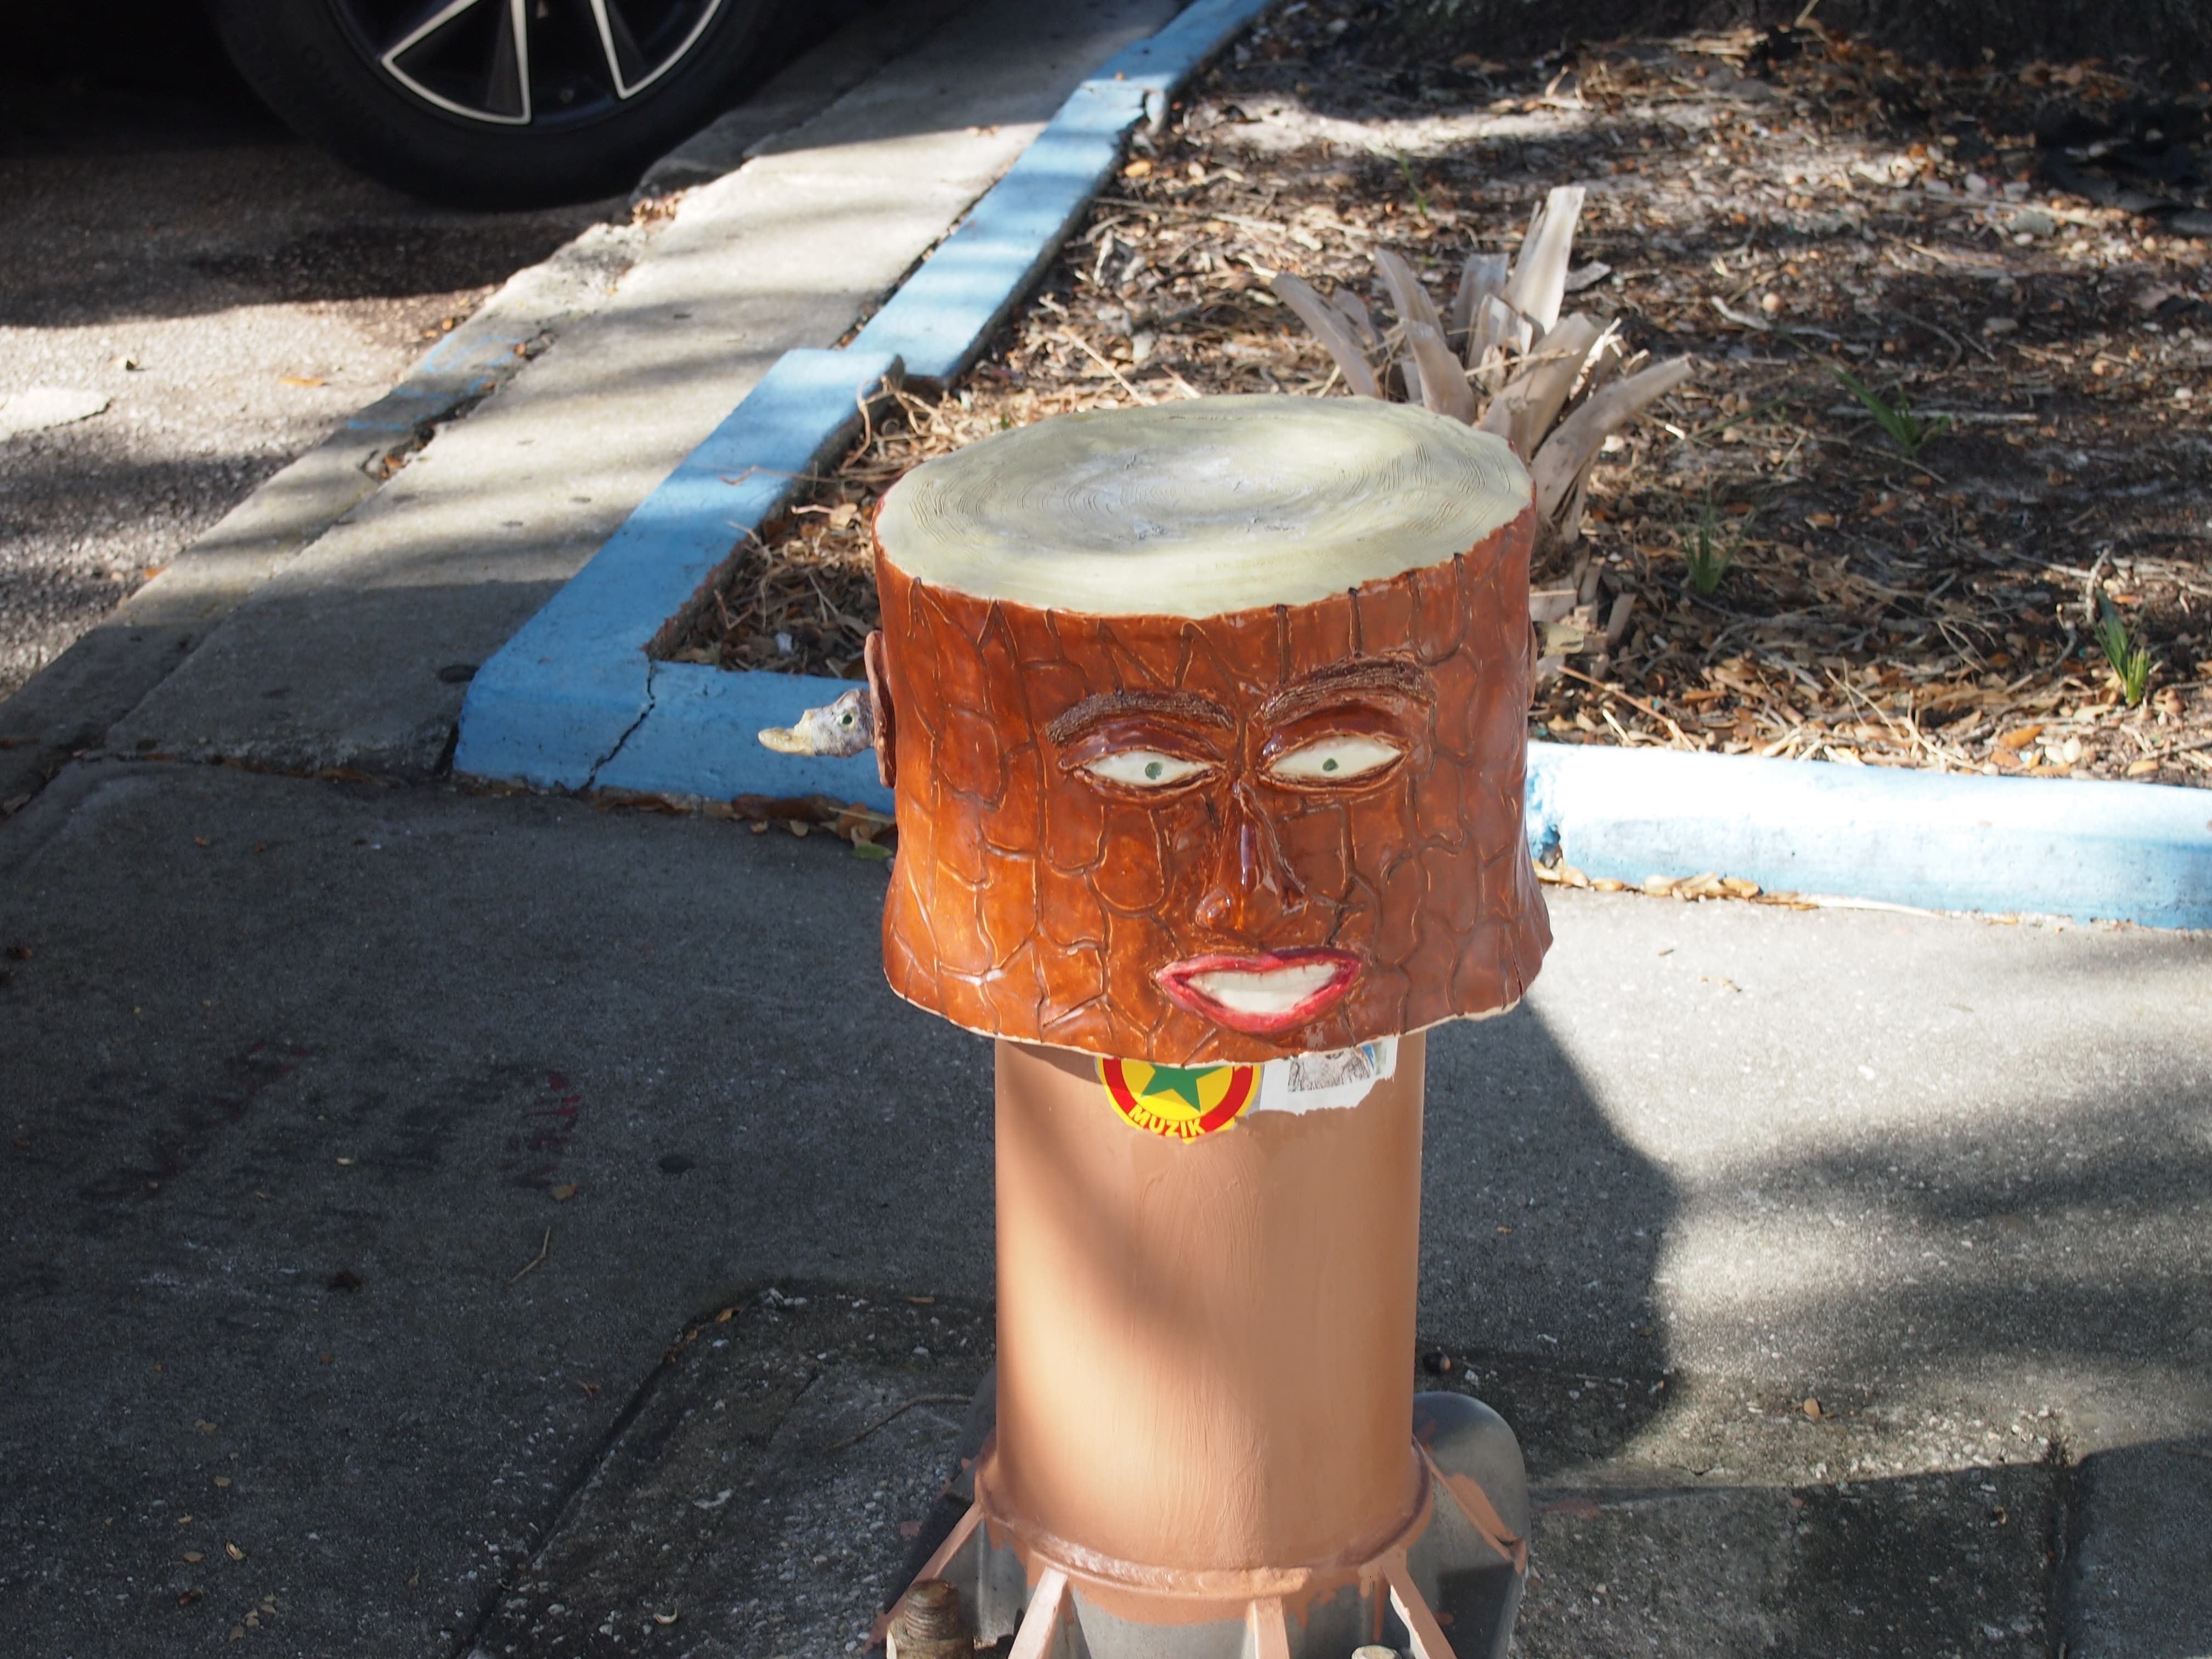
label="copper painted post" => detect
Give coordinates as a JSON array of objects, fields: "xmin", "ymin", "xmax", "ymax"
[
  {"xmin": 988, "ymin": 1036, "xmax": 1429, "ymax": 1576},
  {"xmin": 842, "ymin": 398, "xmax": 1547, "ymax": 1656}
]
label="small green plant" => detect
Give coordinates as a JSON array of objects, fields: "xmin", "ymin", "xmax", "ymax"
[
  {"xmin": 1830, "ymin": 363, "xmax": 1951, "ymax": 459},
  {"xmin": 2093, "ymin": 590, "xmax": 2154, "ymax": 706},
  {"xmin": 1683, "ymin": 493, "xmax": 1746, "ymax": 595},
  {"xmin": 1389, "ymin": 148, "xmax": 1431, "ymax": 219}
]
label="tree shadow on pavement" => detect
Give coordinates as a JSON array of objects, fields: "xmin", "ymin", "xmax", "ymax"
[{"xmin": 1422, "ymin": 1006, "xmax": 1680, "ymax": 1471}]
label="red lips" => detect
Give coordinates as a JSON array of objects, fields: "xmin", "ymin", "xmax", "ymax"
[{"xmin": 1154, "ymin": 948, "xmax": 1362, "ymax": 1036}]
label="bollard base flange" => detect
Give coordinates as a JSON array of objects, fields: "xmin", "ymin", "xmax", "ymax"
[{"xmin": 887, "ymin": 1393, "xmax": 1527, "ymax": 1659}]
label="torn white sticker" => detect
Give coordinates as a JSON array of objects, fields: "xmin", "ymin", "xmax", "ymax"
[{"xmin": 1250, "ymin": 1036, "xmax": 1398, "ymax": 1116}]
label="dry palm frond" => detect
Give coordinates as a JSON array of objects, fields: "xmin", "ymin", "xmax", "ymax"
[
  {"xmin": 1502, "ymin": 185, "xmax": 1584, "ymax": 335},
  {"xmin": 1271, "ymin": 184, "xmax": 1691, "ymax": 555},
  {"xmin": 1272, "ymin": 275, "xmax": 1382, "ymax": 398}
]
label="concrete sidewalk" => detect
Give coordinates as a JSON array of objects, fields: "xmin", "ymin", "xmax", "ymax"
[{"xmin": 1, "ymin": 758, "xmax": 2205, "ymax": 1656}]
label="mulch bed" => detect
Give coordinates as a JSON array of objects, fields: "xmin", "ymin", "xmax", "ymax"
[{"xmin": 665, "ymin": 4, "xmax": 2212, "ymax": 788}]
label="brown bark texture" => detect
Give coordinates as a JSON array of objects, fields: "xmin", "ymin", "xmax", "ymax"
[{"xmin": 872, "ymin": 504, "xmax": 1551, "ymax": 1066}]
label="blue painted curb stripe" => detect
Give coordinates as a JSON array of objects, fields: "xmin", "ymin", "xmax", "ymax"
[
  {"xmin": 1525, "ymin": 742, "xmax": 2212, "ymax": 929},
  {"xmin": 595, "ymin": 663, "xmax": 894, "ymax": 810},
  {"xmin": 453, "ymin": 348, "xmax": 901, "ymax": 789},
  {"xmin": 849, "ymin": 80, "xmax": 1144, "ymax": 385},
  {"xmin": 852, "ymin": 0, "xmax": 1278, "ymax": 383}
]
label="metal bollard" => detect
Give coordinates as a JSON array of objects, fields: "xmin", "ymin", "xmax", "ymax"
[{"xmin": 860, "ymin": 396, "xmax": 1549, "ymax": 1657}]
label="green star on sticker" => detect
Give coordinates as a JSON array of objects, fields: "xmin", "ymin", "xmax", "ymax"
[{"xmin": 1139, "ymin": 1063, "xmax": 1219, "ymax": 1111}]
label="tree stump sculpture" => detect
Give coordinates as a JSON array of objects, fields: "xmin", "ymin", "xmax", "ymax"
[{"xmin": 856, "ymin": 394, "xmax": 1551, "ymax": 1657}]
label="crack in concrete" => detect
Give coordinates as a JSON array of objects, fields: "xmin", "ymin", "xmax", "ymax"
[{"xmin": 583, "ymin": 659, "xmax": 660, "ymax": 788}]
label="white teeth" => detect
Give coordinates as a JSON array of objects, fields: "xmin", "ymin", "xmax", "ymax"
[{"xmin": 1185, "ymin": 960, "xmax": 1341, "ymax": 1016}]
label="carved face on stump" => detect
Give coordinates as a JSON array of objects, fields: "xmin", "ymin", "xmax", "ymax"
[{"xmin": 870, "ymin": 397, "xmax": 1550, "ymax": 1065}]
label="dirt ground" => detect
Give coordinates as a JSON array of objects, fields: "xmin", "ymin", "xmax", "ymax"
[{"xmin": 673, "ymin": 4, "xmax": 2212, "ymax": 789}]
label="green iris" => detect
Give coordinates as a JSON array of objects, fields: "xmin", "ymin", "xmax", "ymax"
[
  {"xmin": 1322, "ymin": 757, "xmax": 1339, "ymax": 772},
  {"xmin": 1145, "ymin": 759, "xmax": 1164, "ymax": 780}
]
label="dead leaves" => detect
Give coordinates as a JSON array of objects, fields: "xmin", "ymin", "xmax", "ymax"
[
  {"xmin": 1275, "ymin": 193, "xmax": 1692, "ymax": 552},
  {"xmin": 1538, "ymin": 853, "xmax": 1812, "ymax": 908},
  {"xmin": 584, "ymin": 788, "xmax": 897, "ymax": 857}
]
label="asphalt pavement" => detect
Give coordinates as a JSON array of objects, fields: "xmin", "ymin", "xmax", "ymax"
[
  {"xmin": 3, "ymin": 4, "xmax": 2210, "ymax": 1657},
  {"xmin": 0, "ymin": 16, "xmax": 619, "ymax": 706},
  {"xmin": 2, "ymin": 761, "xmax": 2205, "ymax": 1657}
]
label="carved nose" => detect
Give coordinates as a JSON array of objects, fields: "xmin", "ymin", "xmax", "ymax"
[{"xmin": 1195, "ymin": 782, "xmax": 1305, "ymax": 934}]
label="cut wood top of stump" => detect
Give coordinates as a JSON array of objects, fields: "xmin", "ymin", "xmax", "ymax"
[{"xmin": 874, "ymin": 394, "xmax": 1530, "ymax": 618}]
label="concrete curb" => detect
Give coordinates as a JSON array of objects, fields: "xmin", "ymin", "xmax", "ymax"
[
  {"xmin": 454, "ymin": 0, "xmax": 1275, "ymax": 802},
  {"xmin": 1526, "ymin": 742, "xmax": 2212, "ymax": 930},
  {"xmin": 476, "ymin": 637, "xmax": 2212, "ymax": 928},
  {"xmin": 453, "ymin": 348, "xmax": 902, "ymax": 805},
  {"xmin": 633, "ymin": 1, "xmax": 972, "ymax": 199},
  {"xmin": 0, "ymin": 4, "xmax": 985, "ymax": 811},
  {"xmin": 853, "ymin": 0, "xmax": 1273, "ymax": 385}
]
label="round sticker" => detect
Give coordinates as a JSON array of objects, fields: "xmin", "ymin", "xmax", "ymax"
[{"xmin": 1097, "ymin": 1058, "xmax": 1258, "ymax": 1141}]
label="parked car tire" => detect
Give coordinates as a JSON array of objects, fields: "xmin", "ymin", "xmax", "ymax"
[{"xmin": 211, "ymin": 0, "xmax": 780, "ymax": 208}]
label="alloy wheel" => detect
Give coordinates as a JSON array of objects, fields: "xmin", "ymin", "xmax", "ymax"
[{"xmin": 332, "ymin": 0, "xmax": 728, "ymax": 127}]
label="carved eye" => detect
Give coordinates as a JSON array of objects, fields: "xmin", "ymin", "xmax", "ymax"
[
  {"xmin": 1082, "ymin": 749, "xmax": 1214, "ymax": 789},
  {"xmin": 1266, "ymin": 733, "xmax": 1402, "ymax": 783}
]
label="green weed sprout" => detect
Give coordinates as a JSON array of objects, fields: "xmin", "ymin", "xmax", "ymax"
[
  {"xmin": 1684, "ymin": 493, "xmax": 1746, "ymax": 595},
  {"xmin": 2094, "ymin": 590, "xmax": 2154, "ymax": 706},
  {"xmin": 1390, "ymin": 149, "xmax": 1431, "ymax": 219},
  {"xmin": 1831, "ymin": 363, "xmax": 1951, "ymax": 459}
]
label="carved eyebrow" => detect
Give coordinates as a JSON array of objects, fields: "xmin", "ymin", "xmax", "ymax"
[
  {"xmin": 1045, "ymin": 688, "xmax": 1235, "ymax": 746},
  {"xmin": 1256, "ymin": 657, "xmax": 1435, "ymax": 724}
]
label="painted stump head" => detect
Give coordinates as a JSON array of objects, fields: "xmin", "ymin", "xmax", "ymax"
[{"xmin": 868, "ymin": 395, "xmax": 1549, "ymax": 1065}]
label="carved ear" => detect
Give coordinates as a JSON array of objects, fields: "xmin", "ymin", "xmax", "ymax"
[{"xmin": 862, "ymin": 630, "xmax": 896, "ymax": 791}]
